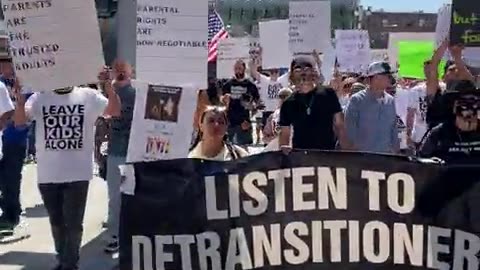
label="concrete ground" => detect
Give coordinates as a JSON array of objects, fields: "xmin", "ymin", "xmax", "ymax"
[
  {"xmin": 0, "ymin": 164, "xmax": 117, "ymax": 270},
  {"xmin": 0, "ymin": 145, "xmax": 264, "ymax": 270}
]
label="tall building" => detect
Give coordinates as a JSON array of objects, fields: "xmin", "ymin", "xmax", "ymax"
[
  {"xmin": 359, "ymin": 9, "xmax": 437, "ymax": 49},
  {"xmin": 217, "ymin": 0, "xmax": 361, "ymax": 36}
]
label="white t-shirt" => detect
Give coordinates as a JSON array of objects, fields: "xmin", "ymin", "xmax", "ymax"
[
  {"xmin": 257, "ymin": 74, "xmax": 289, "ymax": 112},
  {"xmin": 0, "ymin": 81, "xmax": 14, "ymax": 160},
  {"xmin": 408, "ymin": 84, "xmax": 428, "ymax": 143},
  {"xmin": 394, "ymin": 88, "xmax": 410, "ymax": 150},
  {"xmin": 26, "ymin": 87, "xmax": 108, "ymax": 184}
]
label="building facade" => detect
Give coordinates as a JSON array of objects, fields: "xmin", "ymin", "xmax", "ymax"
[
  {"xmin": 217, "ymin": 0, "xmax": 360, "ymax": 36},
  {"xmin": 359, "ymin": 10, "xmax": 437, "ymax": 49}
]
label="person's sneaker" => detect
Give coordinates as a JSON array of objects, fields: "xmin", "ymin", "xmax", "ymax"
[
  {"xmin": 0, "ymin": 221, "xmax": 30, "ymax": 244},
  {"xmin": 104, "ymin": 237, "xmax": 119, "ymax": 253}
]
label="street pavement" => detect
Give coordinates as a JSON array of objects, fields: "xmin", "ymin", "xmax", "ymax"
[
  {"xmin": 0, "ymin": 164, "xmax": 117, "ymax": 270},
  {"xmin": 0, "ymin": 145, "xmax": 264, "ymax": 270}
]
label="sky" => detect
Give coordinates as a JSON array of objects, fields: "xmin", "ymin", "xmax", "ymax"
[{"xmin": 360, "ymin": 0, "xmax": 451, "ymax": 13}]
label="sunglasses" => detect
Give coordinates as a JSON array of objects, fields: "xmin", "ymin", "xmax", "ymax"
[
  {"xmin": 343, "ymin": 83, "xmax": 353, "ymax": 89},
  {"xmin": 279, "ymin": 94, "xmax": 290, "ymax": 99}
]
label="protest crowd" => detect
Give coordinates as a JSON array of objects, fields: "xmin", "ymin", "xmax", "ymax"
[{"xmin": 1, "ymin": 0, "xmax": 480, "ymax": 270}]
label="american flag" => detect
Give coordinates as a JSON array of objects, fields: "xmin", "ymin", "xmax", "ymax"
[{"xmin": 208, "ymin": 9, "xmax": 228, "ymax": 62}]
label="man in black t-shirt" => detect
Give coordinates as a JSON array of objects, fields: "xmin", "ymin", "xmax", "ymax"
[
  {"xmin": 420, "ymin": 91, "xmax": 480, "ymax": 164},
  {"xmin": 222, "ymin": 60, "xmax": 260, "ymax": 146},
  {"xmin": 278, "ymin": 56, "xmax": 351, "ymax": 151}
]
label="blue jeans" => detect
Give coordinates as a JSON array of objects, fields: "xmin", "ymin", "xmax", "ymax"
[
  {"xmin": 0, "ymin": 142, "xmax": 26, "ymax": 225},
  {"xmin": 27, "ymin": 122, "xmax": 36, "ymax": 156}
]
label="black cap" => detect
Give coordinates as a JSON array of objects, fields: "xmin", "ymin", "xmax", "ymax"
[{"xmin": 290, "ymin": 56, "xmax": 315, "ymax": 70}]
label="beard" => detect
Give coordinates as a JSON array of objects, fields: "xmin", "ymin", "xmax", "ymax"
[{"xmin": 235, "ymin": 72, "xmax": 245, "ymax": 79}]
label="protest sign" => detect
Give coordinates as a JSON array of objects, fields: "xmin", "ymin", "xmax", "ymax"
[
  {"xmin": 136, "ymin": 0, "xmax": 208, "ymax": 88},
  {"xmin": 259, "ymin": 20, "xmax": 290, "ymax": 69},
  {"xmin": 370, "ymin": 49, "xmax": 389, "ymax": 63},
  {"xmin": 435, "ymin": 4, "xmax": 480, "ymax": 65},
  {"xmin": 388, "ymin": 32, "xmax": 435, "ymax": 67},
  {"xmin": 398, "ymin": 41, "xmax": 446, "ymax": 79},
  {"xmin": 335, "ymin": 30, "xmax": 370, "ymax": 73},
  {"xmin": 2, "ymin": 0, "xmax": 104, "ymax": 91},
  {"xmin": 216, "ymin": 38, "xmax": 251, "ymax": 79},
  {"xmin": 119, "ymin": 151, "xmax": 480, "ymax": 270},
  {"xmin": 450, "ymin": 0, "xmax": 480, "ymax": 47},
  {"xmin": 126, "ymin": 81, "xmax": 196, "ymax": 163},
  {"xmin": 289, "ymin": 1, "xmax": 331, "ymax": 55}
]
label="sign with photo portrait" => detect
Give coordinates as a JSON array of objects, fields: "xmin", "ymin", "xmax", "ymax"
[{"xmin": 126, "ymin": 81, "xmax": 197, "ymax": 163}]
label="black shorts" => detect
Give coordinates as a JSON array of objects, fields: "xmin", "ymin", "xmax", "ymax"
[{"xmin": 261, "ymin": 111, "xmax": 274, "ymax": 128}]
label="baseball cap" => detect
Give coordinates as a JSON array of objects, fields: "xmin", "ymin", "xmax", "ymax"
[
  {"xmin": 290, "ymin": 56, "xmax": 315, "ymax": 70},
  {"xmin": 366, "ymin": 61, "xmax": 395, "ymax": 77}
]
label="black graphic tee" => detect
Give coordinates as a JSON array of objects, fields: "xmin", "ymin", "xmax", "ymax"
[
  {"xmin": 222, "ymin": 78, "xmax": 260, "ymax": 126},
  {"xmin": 279, "ymin": 86, "xmax": 342, "ymax": 150},
  {"xmin": 25, "ymin": 87, "xmax": 108, "ymax": 184},
  {"xmin": 419, "ymin": 122, "xmax": 480, "ymax": 164}
]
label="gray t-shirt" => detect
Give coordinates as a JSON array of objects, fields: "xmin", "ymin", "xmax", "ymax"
[{"xmin": 108, "ymin": 84, "xmax": 136, "ymax": 156}]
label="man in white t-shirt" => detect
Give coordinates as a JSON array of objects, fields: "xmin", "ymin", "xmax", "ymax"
[
  {"xmin": 249, "ymin": 59, "xmax": 290, "ymax": 142},
  {"xmin": 407, "ymin": 82, "xmax": 429, "ymax": 149},
  {"xmin": 0, "ymin": 81, "xmax": 14, "ymax": 161},
  {"xmin": 15, "ymin": 67, "xmax": 120, "ymax": 270}
]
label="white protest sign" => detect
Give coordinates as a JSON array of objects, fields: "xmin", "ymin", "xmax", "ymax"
[
  {"xmin": 388, "ymin": 32, "xmax": 435, "ymax": 66},
  {"xmin": 216, "ymin": 38, "xmax": 250, "ymax": 79},
  {"xmin": 335, "ymin": 30, "xmax": 371, "ymax": 73},
  {"xmin": 289, "ymin": 1, "xmax": 331, "ymax": 55},
  {"xmin": 371, "ymin": 49, "xmax": 389, "ymax": 63},
  {"xmin": 259, "ymin": 20, "xmax": 290, "ymax": 69},
  {"xmin": 136, "ymin": 0, "xmax": 208, "ymax": 88},
  {"xmin": 320, "ymin": 44, "xmax": 336, "ymax": 84},
  {"xmin": 3, "ymin": 0, "xmax": 104, "ymax": 91},
  {"xmin": 126, "ymin": 81, "xmax": 196, "ymax": 163}
]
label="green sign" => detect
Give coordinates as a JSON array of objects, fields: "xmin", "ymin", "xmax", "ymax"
[{"xmin": 398, "ymin": 41, "xmax": 445, "ymax": 80}]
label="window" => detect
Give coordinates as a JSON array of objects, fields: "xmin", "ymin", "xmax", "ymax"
[
  {"xmin": 419, "ymin": 19, "xmax": 426, "ymax": 27},
  {"xmin": 382, "ymin": 19, "xmax": 388, "ymax": 27}
]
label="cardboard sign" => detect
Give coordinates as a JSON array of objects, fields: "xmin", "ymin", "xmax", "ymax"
[
  {"xmin": 136, "ymin": 0, "xmax": 208, "ymax": 88},
  {"xmin": 126, "ymin": 81, "xmax": 196, "ymax": 163},
  {"xmin": 388, "ymin": 32, "xmax": 435, "ymax": 66},
  {"xmin": 216, "ymin": 38, "xmax": 251, "ymax": 79},
  {"xmin": 259, "ymin": 20, "xmax": 290, "ymax": 69},
  {"xmin": 3, "ymin": 0, "xmax": 105, "ymax": 91},
  {"xmin": 335, "ymin": 30, "xmax": 371, "ymax": 73},
  {"xmin": 450, "ymin": 0, "xmax": 480, "ymax": 47},
  {"xmin": 289, "ymin": 1, "xmax": 331, "ymax": 55}
]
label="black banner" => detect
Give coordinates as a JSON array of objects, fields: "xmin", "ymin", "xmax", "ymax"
[
  {"xmin": 450, "ymin": 0, "xmax": 480, "ymax": 47},
  {"xmin": 119, "ymin": 151, "xmax": 480, "ymax": 270}
]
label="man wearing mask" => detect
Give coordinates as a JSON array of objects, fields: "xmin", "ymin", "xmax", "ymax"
[
  {"xmin": 419, "ymin": 91, "xmax": 480, "ymax": 163},
  {"xmin": 0, "ymin": 58, "xmax": 32, "ymax": 238},
  {"xmin": 345, "ymin": 61, "xmax": 400, "ymax": 154},
  {"xmin": 278, "ymin": 56, "xmax": 350, "ymax": 151},
  {"xmin": 222, "ymin": 60, "xmax": 259, "ymax": 147},
  {"xmin": 14, "ymin": 67, "xmax": 120, "ymax": 270},
  {"xmin": 104, "ymin": 60, "xmax": 136, "ymax": 254}
]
